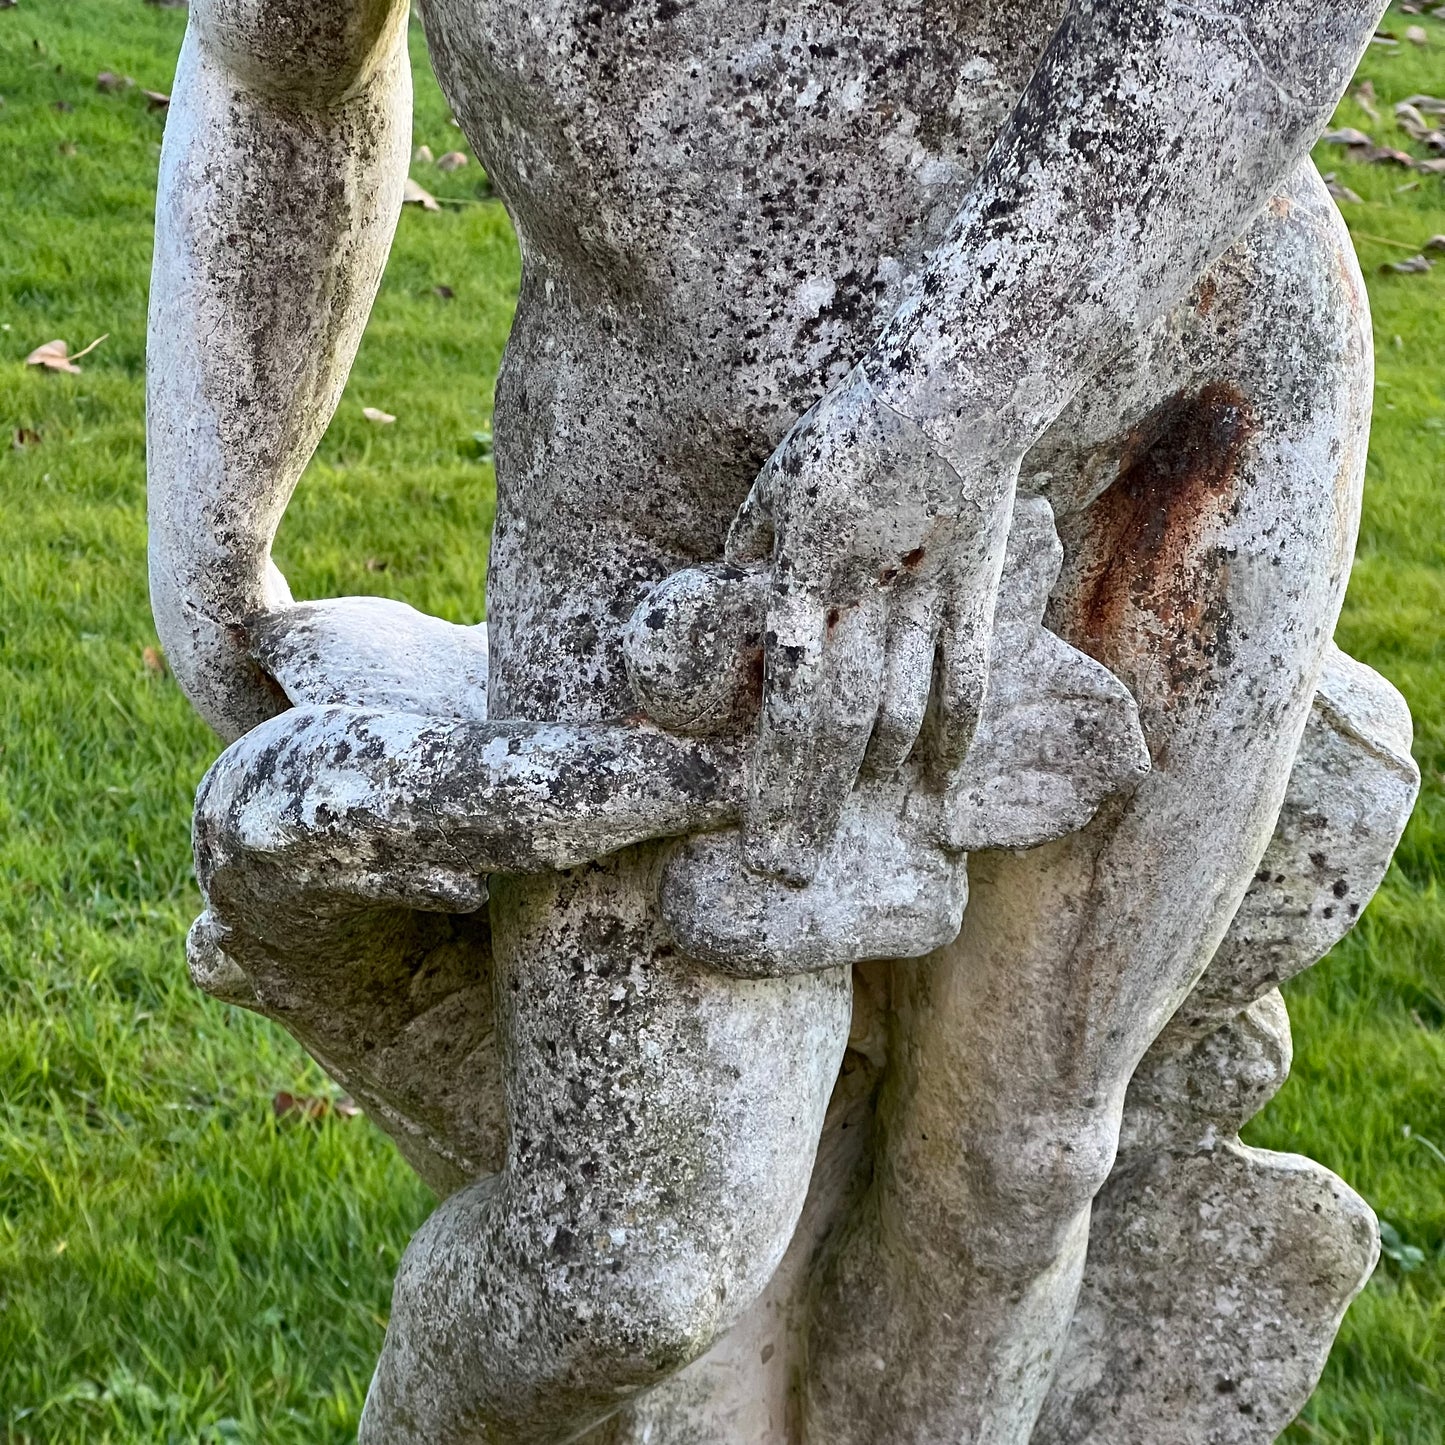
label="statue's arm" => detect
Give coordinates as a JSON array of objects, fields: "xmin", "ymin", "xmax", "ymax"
[
  {"xmin": 866, "ymin": 0, "xmax": 1383, "ymax": 455},
  {"xmin": 147, "ymin": 0, "xmax": 413, "ymax": 741},
  {"xmin": 727, "ymin": 0, "xmax": 1382, "ymax": 883}
]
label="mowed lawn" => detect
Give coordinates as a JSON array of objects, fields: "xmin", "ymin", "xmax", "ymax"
[{"xmin": 1, "ymin": 3, "xmax": 1441, "ymax": 1441}]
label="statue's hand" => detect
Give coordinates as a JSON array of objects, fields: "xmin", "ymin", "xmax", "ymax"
[{"xmin": 726, "ymin": 368, "xmax": 1015, "ymax": 882}]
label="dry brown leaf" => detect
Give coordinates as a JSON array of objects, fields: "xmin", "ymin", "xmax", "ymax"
[
  {"xmin": 1424, "ymin": 234, "xmax": 1445, "ymax": 250},
  {"xmin": 1415, "ymin": 156, "xmax": 1445, "ymax": 172},
  {"xmin": 1321, "ymin": 127, "xmax": 1374, "ymax": 147},
  {"xmin": 1354, "ymin": 79, "xmax": 1381, "ymax": 123},
  {"xmin": 1326, "ymin": 176, "xmax": 1364, "ymax": 204},
  {"xmin": 143, "ymin": 89, "xmax": 169, "ymax": 110},
  {"xmin": 273, "ymin": 1091, "xmax": 353, "ymax": 1122},
  {"xmin": 403, "ymin": 177, "xmax": 441, "ymax": 212},
  {"xmin": 1403, "ymin": 93, "xmax": 1445, "ymax": 114},
  {"xmin": 142, "ymin": 645, "xmax": 167, "ymax": 677},
  {"xmin": 1363, "ymin": 145, "xmax": 1417, "ymax": 166},
  {"xmin": 364, "ymin": 557, "xmax": 389, "ymax": 573},
  {"xmin": 1396, "ymin": 102, "xmax": 1430, "ymax": 138},
  {"xmin": 432, "ymin": 284, "xmax": 455, "ymax": 299},
  {"xmin": 414, "ymin": 144, "xmax": 434, "ymax": 164},
  {"xmin": 95, "ymin": 71, "xmax": 133, "ymax": 93},
  {"xmin": 25, "ymin": 334, "xmax": 108, "ymax": 373},
  {"xmin": 361, "ymin": 406, "xmax": 396, "ymax": 424},
  {"xmin": 1396, "ymin": 179, "xmax": 1423, "ymax": 192},
  {"xmin": 1407, "ymin": 24, "xmax": 1429, "ymax": 44},
  {"xmin": 437, "ymin": 150, "xmax": 469, "ymax": 172},
  {"xmin": 1383, "ymin": 254, "xmax": 1433, "ymax": 273},
  {"xmin": 12, "ymin": 427, "xmax": 41, "ymax": 449}
]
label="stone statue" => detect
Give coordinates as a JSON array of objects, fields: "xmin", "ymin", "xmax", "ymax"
[{"xmin": 147, "ymin": 0, "xmax": 1419, "ymax": 1439}]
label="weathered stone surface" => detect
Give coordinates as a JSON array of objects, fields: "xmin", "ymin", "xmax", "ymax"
[
  {"xmin": 653, "ymin": 498, "xmax": 1148, "ymax": 976},
  {"xmin": 251, "ymin": 596, "xmax": 492, "ymax": 720},
  {"xmin": 148, "ymin": 0, "xmax": 1402, "ymax": 1439},
  {"xmin": 1166, "ymin": 642, "xmax": 1420, "ymax": 1040},
  {"xmin": 1034, "ymin": 649, "xmax": 1418, "ymax": 1445},
  {"xmin": 1035, "ymin": 1142, "xmax": 1379, "ymax": 1445}
]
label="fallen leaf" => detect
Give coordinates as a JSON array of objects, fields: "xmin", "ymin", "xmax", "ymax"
[
  {"xmin": 12, "ymin": 427, "xmax": 41, "ymax": 448},
  {"xmin": 1414, "ymin": 156, "xmax": 1445, "ymax": 172},
  {"xmin": 1407, "ymin": 24, "xmax": 1429, "ymax": 44},
  {"xmin": 1402, "ymin": 1, "xmax": 1421, "ymax": 10},
  {"xmin": 273, "ymin": 1092, "xmax": 337, "ymax": 1122},
  {"xmin": 143, "ymin": 89, "xmax": 169, "ymax": 109},
  {"xmin": 413, "ymin": 144, "xmax": 434, "ymax": 164},
  {"xmin": 437, "ymin": 150, "xmax": 469, "ymax": 172},
  {"xmin": 403, "ymin": 177, "xmax": 440, "ymax": 211},
  {"xmin": 142, "ymin": 645, "xmax": 167, "ymax": 676},
  {"xmin": 1371, "ymin": 32, "xmax": 1400, "ymax": 45},
  {"xmin": 1396, "ymin": 179, "xmax": 1422, "ymax": 192},
  {"xmin": 1326, "ymin": 176, "xmax": 1364, "ymax": 204},
  {"xmin": 1363, "ymin": 145, "xmax": 1417, "ymax": 166},
  {"xmin": 432, "ymin": 284, "xmax": 455, "ymax": 299},
  {"xmin": 1425, "ymin": 234, "xmax": 1445, "ymax": 250},
  {"xmin": 1396, "ymin": 101, "xmax": 1430, "ymax": 137},
  {"xmin": 361, "ymin": 406, "xmax": 396, "ymax": 424},
  {"xmin": 1383, "ymin": 253, "xmax": 1432, "ymax": 273},
  {"xmin": 334, "ymin": 1096, "xmax": 362, "ymax": 1119},
  {"xmin": 364, "ymin": 557, "xmax": 389, "ymax": 572},
  {"xmin": 1403, "ymin": 93, "xmax": 1445, "ymax": 114},
  {"xmin": 1321, "ymin": 127, "xmax": 1373, "ymax": 147},
  {"xmin": 1354, "ymin": 79, "xmax": 1381, "ymax": 122},
  {"xmin": 25, "ymin": 334, "xmax": 108, "ymax": 373},
  {"xmin": 95, "ymin": 71, "xmax": 133, "ymax": 92}
]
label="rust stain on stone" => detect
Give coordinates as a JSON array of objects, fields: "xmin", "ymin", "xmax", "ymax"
[{"xmin": 1074, "ymin": 381, "xmax": 1256, "ymax": 701}]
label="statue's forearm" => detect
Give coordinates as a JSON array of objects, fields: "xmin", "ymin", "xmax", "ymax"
[
  {"xmin": 864, "ymin": 0, "xmax": 1383, "ymax": 464},
  {"xmin": 147, "ymin": 0, "xmax": 411, "ymax": 741}
]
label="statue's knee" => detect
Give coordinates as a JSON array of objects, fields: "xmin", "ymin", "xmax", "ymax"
[
  {"xmin": 969, "ymin": 1110, "xmax": 1119, "ymax": 1266},
  {"xmin": 571, "ymin": 1271, "xmax": 731, "ymax": 1381}
]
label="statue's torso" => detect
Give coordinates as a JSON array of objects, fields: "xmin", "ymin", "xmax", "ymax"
[{"xmin": 419, "ymin": 0, "xmax": 1058, "ymax": 714}]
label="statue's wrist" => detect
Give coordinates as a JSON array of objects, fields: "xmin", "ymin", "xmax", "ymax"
[{"xmin": 855, "ymin": 351, "xmax": 1020, "ymax": 484}]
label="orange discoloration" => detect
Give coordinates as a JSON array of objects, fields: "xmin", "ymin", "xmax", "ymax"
[{"xmin": 1072, "ymin": 381, "xmax": 1256, "ymax": 703}]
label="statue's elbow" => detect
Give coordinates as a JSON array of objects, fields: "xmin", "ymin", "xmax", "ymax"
[{"xmin": 191, "ymin": 0, "xmax": 410, "ymax": 106}]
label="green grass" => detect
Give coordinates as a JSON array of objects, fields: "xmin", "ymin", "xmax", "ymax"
[{"xmin": 0, "ymin": 2, "xmax": 1441, "ymax": 1441}]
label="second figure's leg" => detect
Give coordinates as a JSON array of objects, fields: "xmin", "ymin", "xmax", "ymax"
[{"xmin": 802, "ymin": 164, "xmax": 1372, "ymax": 1445}]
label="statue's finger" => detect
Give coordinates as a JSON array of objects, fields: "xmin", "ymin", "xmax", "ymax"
[
  {"xmin": 743, "ymin": 592, "xmax": 885, "ymax": 883},
  {"xmin": 929, "ymin": 586, "xmax": 992, "ymax": 779},
  {"xmin": 864, "ymin": 581, "xmax": 939, "ymax": 778}
]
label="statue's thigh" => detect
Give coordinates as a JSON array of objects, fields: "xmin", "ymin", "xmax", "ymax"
[
  {"xmin": 489, "ymin": 851, "xmax": 851, "ymax": 1299},
  {"xmin": 1015, "ymin": 166, "xmax": 1373, "ymax": 1060},
  {"xmin": 868, "ymin": 167, "xmax": 1372, "ymax": 1288}
]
